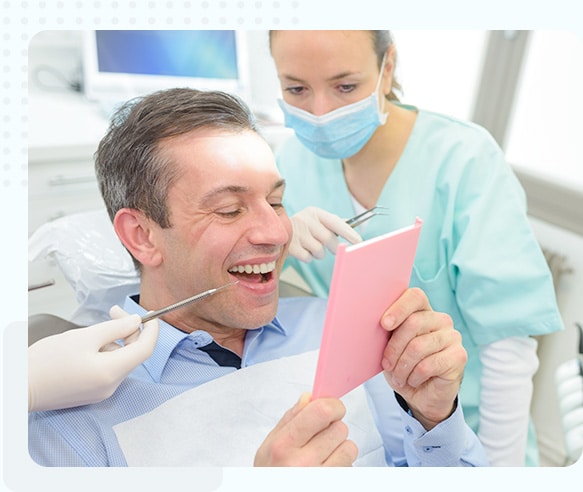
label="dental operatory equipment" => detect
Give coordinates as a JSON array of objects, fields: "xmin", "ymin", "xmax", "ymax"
[
  {"xmin": 555, "ymin": 323, "xmax": 583, "ymax": 463},
  {"xmin": 141, "ymin": 281, "xmax": 239, "ymax": 323},
  {"xmin": 345, "ymin": 206, "xmax": 390, "ymax": 229}
]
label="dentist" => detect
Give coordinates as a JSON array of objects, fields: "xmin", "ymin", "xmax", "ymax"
[{"xmin": 269, "ymin": 30, "xmax": 563, "ymax": 466}]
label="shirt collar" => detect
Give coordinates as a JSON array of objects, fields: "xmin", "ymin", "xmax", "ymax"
[
  {"xmin": 123, "ymin": 295, "xmax": 189, "ymax": 382},
  {"xmin": 122, "ymin": 294, "xmax": 288, "ymax": 382}
]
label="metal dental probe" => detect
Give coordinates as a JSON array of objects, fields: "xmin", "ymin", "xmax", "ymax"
[
  {"xmin": 345, "ymin": 206, "xmax": 390, "ymax": 229},
  {"xmin": 140, "ymin": 280, "xmax": 239, "ymax": 323}
]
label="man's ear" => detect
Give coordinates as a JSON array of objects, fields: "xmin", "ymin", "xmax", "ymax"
[{"xmin": 113, "ymin": 208, "xmax": 163, "ymax": 267}]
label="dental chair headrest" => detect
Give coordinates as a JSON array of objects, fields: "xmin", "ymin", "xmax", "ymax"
[{"xmin": 28, "ymin": 208, "xmax": 140, "ymax": 326}]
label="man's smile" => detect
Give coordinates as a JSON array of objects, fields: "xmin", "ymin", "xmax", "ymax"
[{"xmin": 228, "ymin": 260, "xmax": 276, "ymax": 283}]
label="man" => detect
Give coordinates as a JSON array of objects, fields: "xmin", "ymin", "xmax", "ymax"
[{"xmin": 29, "ymin": 88, "xmax": 487, "ymax": 466}]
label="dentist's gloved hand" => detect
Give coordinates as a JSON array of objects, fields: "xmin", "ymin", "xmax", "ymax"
[
  {"xmin": 288, "ymin": 206, "xmax": 363, "ymax": 263},
  {"xmin": 28, "ymin": 306, "xmax": 159, "ymax": 412}
]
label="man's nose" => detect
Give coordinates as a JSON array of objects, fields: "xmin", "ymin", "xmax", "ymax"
[{"xmin": 248, "ymin": 205, "xmax": 290, "ymax": 246}]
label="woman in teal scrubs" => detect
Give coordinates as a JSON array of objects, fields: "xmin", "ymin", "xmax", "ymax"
[{"xmin": 269, "ymin": 30, "xmax": 563, "ymax": 466}]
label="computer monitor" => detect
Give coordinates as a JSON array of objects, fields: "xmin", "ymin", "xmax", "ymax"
[{"xmin": 83, "ymin": 30, "xmax": 249, "ymax": 104}]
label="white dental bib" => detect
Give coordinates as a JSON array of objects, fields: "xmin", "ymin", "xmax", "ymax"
[{"xmin": 113, "ymin": 350, "xmax": 386, "ymax": 466}]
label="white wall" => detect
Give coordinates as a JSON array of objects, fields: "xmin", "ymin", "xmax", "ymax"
[
  {"xmin": 28, "ymin": 31, "xmax": 83, "ymax": 94},
  {"xmin": 506, "ymin": 31, "xmax": 583, "ymax": 190},
  {"xmin": 244, "ymin": 30, "xmax": 281, "ymax": 118}
]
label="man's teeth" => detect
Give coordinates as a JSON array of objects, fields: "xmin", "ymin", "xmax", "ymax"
[{"xmin": 228, "ymin": 261, "xmax": 276, "ymax": 275}]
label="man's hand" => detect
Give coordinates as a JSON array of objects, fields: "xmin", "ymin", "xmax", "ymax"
[
  {"xmin": 254, "ymin": 393, "xmax": 359, "ymax": 466},
  {"xmin": 380, "ymin": 288, "xmax": 467, "ymax": 430}
]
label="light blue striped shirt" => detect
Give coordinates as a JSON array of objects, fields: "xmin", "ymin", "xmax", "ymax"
[{"xmin": 29, "ymin": 296, "xmax": 488, "ymax": 467}]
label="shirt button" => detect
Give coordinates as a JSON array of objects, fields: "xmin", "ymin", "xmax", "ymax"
[
  {"xmin": 405, "ymin": 426, "xmax": 412, "ymax": 434},
  {"xmin": 423, "ymin": 446, "xmax": 433, "ymax": 453}
]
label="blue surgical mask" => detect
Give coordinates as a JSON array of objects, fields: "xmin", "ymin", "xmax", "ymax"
[{"xmin": 278, "ymin": 55, "xmax": 388, "ymax": 159}]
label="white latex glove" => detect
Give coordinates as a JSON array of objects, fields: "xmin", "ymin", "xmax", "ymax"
[
  {"xmin": 288, "ymin": 206, "xmax": 363, "ymax": 263},
  {"xmin": 28, "ymin": 305, "xmax": 159, "ymax": 412}
]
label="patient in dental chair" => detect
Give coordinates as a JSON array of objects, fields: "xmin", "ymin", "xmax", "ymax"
[{"xmin": 28, "ymin": 87, "xmax": 488, "ymax": 467}]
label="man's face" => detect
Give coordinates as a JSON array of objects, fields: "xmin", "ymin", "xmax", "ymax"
[{"xmin": 150, "ymin": 128, "xmax": 292, "ymax": 333}]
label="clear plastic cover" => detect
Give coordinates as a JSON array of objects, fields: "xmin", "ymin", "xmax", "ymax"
[{"xmin": 28, "ymin": 209, "xmax": 140, "ymax": 325}]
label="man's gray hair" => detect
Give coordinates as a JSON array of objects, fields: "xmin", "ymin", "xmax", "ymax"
[{"xmin": 95, "ymin": 88, "xmax": 259, "ymax": 229}]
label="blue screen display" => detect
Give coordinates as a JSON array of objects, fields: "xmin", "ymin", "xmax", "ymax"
[{"xmin": 95, "ymin": 30, "xmax": 239, "ymax": 79}]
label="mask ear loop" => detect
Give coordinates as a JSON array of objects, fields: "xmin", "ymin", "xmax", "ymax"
[
  {"xmin": 375, "ymin": 52, "xmax": 389, "ymax": 120},
  {"xmin": 375, "ymin": 52, "xmax": 388, "ymax": 94}
]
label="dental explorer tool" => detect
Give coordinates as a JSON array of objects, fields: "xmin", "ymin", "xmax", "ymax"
[{"xmin": 141, "ymin": 280, "xmax": 239, "ymax": 323}]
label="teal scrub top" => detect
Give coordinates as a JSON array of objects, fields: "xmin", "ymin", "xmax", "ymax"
[{"xmin": 275, "ymin": 106, "xmax": 563, "ymax": 464}]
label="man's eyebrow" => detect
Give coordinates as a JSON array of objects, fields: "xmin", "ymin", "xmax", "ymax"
[
  {"xmin": 201, "ymin": 185, "xmax": 248, "ymax": 203},
  {"xmin": 273, "ymin": 178, "xmax": 286, "ymax": 192},
  {"xmin": 200, "ymin": 179, "xmax": 286, "ymax": 204}
]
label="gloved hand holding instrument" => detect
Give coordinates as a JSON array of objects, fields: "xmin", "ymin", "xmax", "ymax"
[
  {"xmin": 288, "ymin": 206, "xmax": 389, "ymax": 262},
  {"xmin": 28, "ymin": 281, "xmax": 237, "ymax": 412}
]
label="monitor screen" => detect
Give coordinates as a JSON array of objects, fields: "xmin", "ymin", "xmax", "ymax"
[{"xmin": 83, "ymin": 30, "xmax": 249, "ymax": 104}]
